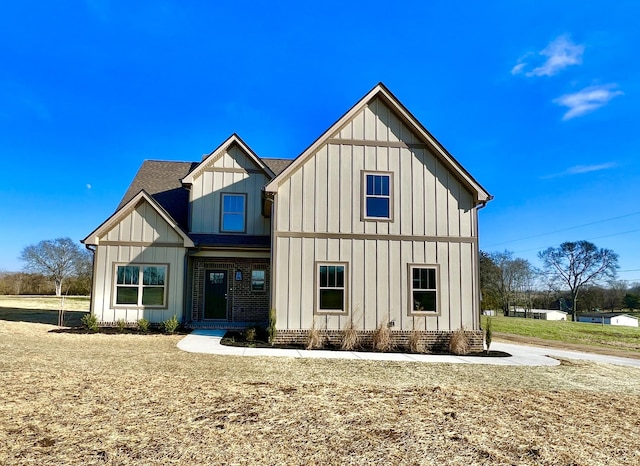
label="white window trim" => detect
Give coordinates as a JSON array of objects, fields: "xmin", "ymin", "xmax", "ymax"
[
  {"xmin": 251, "ymin": 269, "xmax": 266, "ymax": 293},
  {"xmin": 220, "ymin": 192, "xmax": 248, "ymax": 233},
  {"xmin": 361, "ymin": 170, "xmax": 394, "ymax": 222},
  {"xmin": 408, "ymin": 263, "xmax": 440, "ymax": 316},
  {"xmin": 315, "ymin": 261, "xmax": 349, "ymax": 315},
  {"xmin": 112, "ymin": 263, "xmax": 169, "ymax": 309}
]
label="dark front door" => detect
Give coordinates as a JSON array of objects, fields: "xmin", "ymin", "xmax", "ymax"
[{"xmin": 204, "ymin": 270, "xmax": 228, "ymax": 320}]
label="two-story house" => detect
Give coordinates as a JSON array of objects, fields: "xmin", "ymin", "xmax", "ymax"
[{"xmin": 82, "ymin": 83, "xmax": 492, "ymax": 351}]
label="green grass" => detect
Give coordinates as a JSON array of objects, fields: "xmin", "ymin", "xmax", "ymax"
[
  {"xmin": 0, "ymin": 295, "xmax": 90, "ymax": 327},
  {"xmin": 483, "ymin": 315, "xmax": 640, "ymax": 353}
]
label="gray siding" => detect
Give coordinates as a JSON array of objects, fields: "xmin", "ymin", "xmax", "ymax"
[
  {"xmin": 272, "ymin": 98, "xmax": 480, "ymax": 332},
  {"xmin": 190, "ymin": 144, "xmax": 270, "ymax": 235}
]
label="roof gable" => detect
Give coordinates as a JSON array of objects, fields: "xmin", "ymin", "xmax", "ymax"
[
  {"xmin": 83, "ymin": 190, "xmax": 194, "ymax": 247},
  {"xmin": 264, "ymin": 83, "xmax": 492, "ymax": 205},
  {"xmin": 182, "ymin": 134, "xmax": 275, "ymax": 185}
]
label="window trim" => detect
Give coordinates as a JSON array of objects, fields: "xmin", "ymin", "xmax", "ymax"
[
  {"xmin": 407, "ymin": 263, "xmax": 440, "ymax": 316},
  {"xmin": 315, "ymin": 261, "xmax": 349, "ymax": 315},
  {"xmin": 361, "ymin": 170, "xmax": 394, "ymax": 222},
  {"xmin": 220, "ymin": 192, "xmax": 248, "ymax": 233},
  {"xmin": 112, "ymin": 263, "xmax": 169, "ymax": 309},
  {"xmin": 251, "ymin": 269, "xmax": 266, "ymax": 293}
]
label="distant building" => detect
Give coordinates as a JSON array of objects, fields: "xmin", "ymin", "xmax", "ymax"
[
  {"xmin": 577, "ymin": 313, "xmax": 639, "ymax": 327},
  {"xmin": 504, "ymin": 308, "xmax": 568, "ymax": 321}
]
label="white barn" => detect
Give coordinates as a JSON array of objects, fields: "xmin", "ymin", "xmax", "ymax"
[{"xmin": 577, "ymin": 313, "xmax": 639, "ymax": 327}]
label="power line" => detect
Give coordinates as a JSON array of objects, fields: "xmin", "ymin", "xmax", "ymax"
[{"xmin": 484, "ymin": 210, "xmax": 640, "ymax": 248}]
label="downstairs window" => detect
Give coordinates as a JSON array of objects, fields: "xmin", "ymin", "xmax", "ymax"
[{"xmin": 115, "ymin": 264, "xmax": 167, "ymax": 307}]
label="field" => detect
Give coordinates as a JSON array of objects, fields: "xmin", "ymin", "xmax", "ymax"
[
  {"xmin": 484, "ymin": 315, "xmax": 640, "ymax": 355},
  {"xmin": 0, "ymin": 295, "xmax": 90, "ymax": 327},
  {"xmin": 2, "ymin": 316, "xmax": 640, "ymax": 465}
]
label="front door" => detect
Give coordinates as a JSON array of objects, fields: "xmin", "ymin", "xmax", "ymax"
[{"xmin": 204, "ymin": 270, "xmax": 228, "ymax": 320}]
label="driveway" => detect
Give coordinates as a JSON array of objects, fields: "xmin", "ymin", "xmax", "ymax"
[{"xmin": 177, "ymin": 330, "xmax": 640, "ymax": 367}]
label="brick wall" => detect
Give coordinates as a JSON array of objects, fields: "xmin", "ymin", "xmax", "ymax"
[
  {"xmin": 272, "ymin": 329, "xmax": 484, "ymax": 353},
  {"xmin": 191, "ymin": 257, "xmax": 270, "ymax": 323}
]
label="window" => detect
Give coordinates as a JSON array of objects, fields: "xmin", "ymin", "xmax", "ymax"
[
  {"xmin": 115, "ymin": 264, "xmax": 167, "ymax": 307},
  {"xmin": 363, "ymin": 172, "xmax": 392, "ymax": 220},
  {"xmin": 409, "ymin": 265, "xmax": 438, "ymax": 314},
  {"xmin": 221, "ymin": 193, "xmax": 246, "ymax": 232},
  {"xmin": 316, "ymin": 263, "xmax": 348, "ymax": 314},
  {"xmin": 251, "ymin": 269, "xmax": 266, "ymax": 292}
]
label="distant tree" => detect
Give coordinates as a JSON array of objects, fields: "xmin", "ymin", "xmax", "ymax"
[
  {"xmin": 478, "ymin": 251, "xmax": 501, "ymax": 311},
  {"xmin": 481, "ymin": 251, "xmax": 534, "ymax": 315},
  {"xmin": 623, "ymin": 293, "xmax": 640, "ymax": 310},
  {"xmin": 19, "ymin": 238, "xmax": 90, "ymax": 297},
  {"xmin": 538, "ymin": 241, "xmax": 619, "ymax": 321},
  {"xmin": 603, "ymin": 280, "xmax": 627, "ymax": 311}
]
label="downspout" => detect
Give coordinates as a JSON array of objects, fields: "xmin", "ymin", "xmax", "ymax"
[
  {"xmin": 84, "ymin": 244, "xmax": 97, "ymax": 317},
  {"xmin": 474, "ymin": 196, "xmax": 493, "ymax": 332}
]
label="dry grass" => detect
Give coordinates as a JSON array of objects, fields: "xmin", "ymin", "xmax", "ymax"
[
  {"xmin": 306, "ymin": 319, "xmax": 323, "ymax": 350},
  {"xmin": 340, "ymin": 321, "xmax": 360, "ymax": 351},
  {"xmin": 2, "ymin": 320, "xmax": 640, "ymax": 465},
  {"xmin": 408, "ymin": 330, "xmax": 426, "ymax": 353},
  {"xmin": 449, "ymin": 327, "xmax": 470, "ymax": 355},
  {"xmin": 372, "ymin": 321, "xmax": 394, "ymax": 352}
]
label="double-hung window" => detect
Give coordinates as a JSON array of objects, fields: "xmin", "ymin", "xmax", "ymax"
[
  {"xmin": 316, "ymin": 262, "xmax": 348, "ymax": 314},
  {"xmin": 251, "ymin": 269, "xmax": 266, "ymax": 292},
  {"xmin": 221, "ymin": 193, "xmax": 247, "ymax": 232},
  {"xmin": 115, "ymin": 264, "xmax": 167, "ymax": 307},
  {"xmin": 363, "ymin": 172, "xmax": 392, "ymax": 220},
  {"xmin": 409, "ymin": 265, "xmax": 438, "ymax": 314}
]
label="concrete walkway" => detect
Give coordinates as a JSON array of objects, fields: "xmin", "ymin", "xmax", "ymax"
[{"xmin": 177, "ymin": 329, "xmax": 640, "ymax": 368}]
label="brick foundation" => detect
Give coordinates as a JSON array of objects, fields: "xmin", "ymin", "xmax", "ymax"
[
  {"xmin": 191, "ymin": 257, "xmax": 270, "ymax": 323},
  {"xmin": 272, "ymin": 329, "xmax": 484, "ymax": 353}
]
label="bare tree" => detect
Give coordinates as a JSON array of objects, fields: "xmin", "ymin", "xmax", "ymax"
[
  {"xmin": 19, "ymin": 238, "xmax": 90, "ymax": 297},
  {"xmin": 538, "ymin": 241, "xmax": 618, "ymax": 321},
  {"xmin": 483, "ymin": 251, "xmax": 534, "ymax": 315}
]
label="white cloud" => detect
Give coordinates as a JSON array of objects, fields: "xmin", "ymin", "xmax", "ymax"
[
  {"xmin": 512, "ymin": 35, "xmax": 584, "ymax": 77},
  {"xmin": 554, "ymin": 84, "xmax": 623, "ymax": 120},
  {"xmin": 542, "ymin": 162, "xmax": 617, "ymax": 179},
  {"xmin": 86, "ymin": 184, "xmax": 92, "ymax": 189}
]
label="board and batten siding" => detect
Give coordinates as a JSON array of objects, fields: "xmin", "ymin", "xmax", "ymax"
[
  {"xmin": 189, "ymin": 144, "xmax": 270, "ymax": 235},
  {"xmin": 272, "ymin": 98, "xmax": 480, "ymax": 332},
  {"xmin": 91, "ymin": 200, "xmax": 186, "ymax": 324}
]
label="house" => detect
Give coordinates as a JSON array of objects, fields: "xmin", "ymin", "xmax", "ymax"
[
  {"xmin": 82, "ymin": 83, "xmax": 492, "ymax": 351},
  {"xmin": 504, "ymin": 308, "xmax": 568, "ymax": 321},
  {"xmin": 577, "ymin": 312, "xmax": 639, "ymax": 327}
]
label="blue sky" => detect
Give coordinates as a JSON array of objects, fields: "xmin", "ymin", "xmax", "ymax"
[{"xmin": 1, "ymin": 1, "xmax": 639, "ymax": 284}]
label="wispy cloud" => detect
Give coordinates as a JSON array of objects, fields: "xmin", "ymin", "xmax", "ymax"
[
  {"xmin": 542, "ymin": 162, "xmax": 617, "ymax": 179},
  {"xmin": 554, "ymin": 84, "xmax": 623, "ymax": 120},
  {"xmin": 512, "ymin": 35, "xmax": 584, "ymax": 77}
]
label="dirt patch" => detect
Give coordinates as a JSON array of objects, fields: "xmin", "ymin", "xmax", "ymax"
[{"xmin": 495, "ymin": 332, "xmax": 640, "ymax": 360}]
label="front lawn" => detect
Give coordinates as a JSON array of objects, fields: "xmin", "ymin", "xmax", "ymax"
[{"xmin": 484, "ymin": 314, "xmax": 640, "ymax": 353}]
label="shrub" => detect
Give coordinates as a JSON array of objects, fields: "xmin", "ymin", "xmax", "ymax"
[
  {"xmin": 485, "ymin": 317, "xmax": 493, "ymax": 353},
  {"xmin": 340, "ymin": 321, "xmax": 360, "ymax": 351},
  {"xmin": 306, "ymin": 320, "xmax": 323, "ymax": 350},
  {"xmin": 162, "ymin": 315, "xmax": 180, "ymax": 334},
  {"xmin": 449, "ymin": 328, "xmax": 470, "ymax": 355},
  {"xmin": 116, "ymin": 319, "xmax": 127, "ymax": 333},
  {"xmin": 81, "ymin": 313, "xmax": 99, "ymax": 333},
  {"xmin": 267, "ymin": 308, "xmax": 277, "ymax": 344},
  {"xmin": 245, "ymin": 327, "xmax": 256, "ymax": 343},
  {"xmin": 408, "ymin": 330, "xmax": 425, "ymax": 353},
  {"xmin": 372, "ymin": 321, "xmax": 393, "ymax": 352},
  {"xmin": 137, "ymin": 318, "xmax": 150, "ymax": 334}
]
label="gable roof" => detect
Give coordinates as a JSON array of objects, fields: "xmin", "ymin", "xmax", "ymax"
[
  {"xmin": 264, "ymin": 82, "xmax": 492, "ymax": 206},
  {"xmin": 83, "ymin": 190, "xmax": 195, "ymax": 247},
  {"xmin": 181, "ymin": 133, "xmax": 276, "ymax": 185},
  {"xmin": 117, "ymin": 160, "xmax": 197, "ymax": 231},
  {"xmin": 579, "ymin": 312, "xmax": 638, "ymax": 319}
]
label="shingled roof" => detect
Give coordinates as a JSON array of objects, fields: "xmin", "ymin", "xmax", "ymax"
[{"xmin": 117, "ymin": 157, "xmax": 293, "ymax": 232}]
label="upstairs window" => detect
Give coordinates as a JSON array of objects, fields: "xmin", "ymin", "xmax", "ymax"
[
  {"xmin": 410, "ymin": 265, "xmax": 438, "ymax": 314},
  {"xmin": 221, "ymin": 193, "xmax": 247, "ymax": 232},
  {"xmin": 115, "ymin": 264, "xmax": 167, "ymax": 307},
  {"xmin": 363, "ymin": 172, "xmax": 392, "ymax": 220}
]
